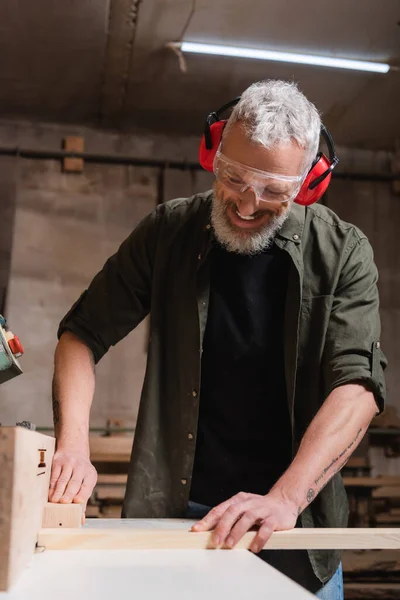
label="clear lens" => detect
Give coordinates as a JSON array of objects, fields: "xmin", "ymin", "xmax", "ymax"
[{"xmin": 214, "ymin": 152, "xmax": 304, "ymax": 204}]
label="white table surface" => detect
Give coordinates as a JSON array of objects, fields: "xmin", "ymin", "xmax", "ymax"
[{"xmin": 1, "ymin": 519, "xmax": 315, "ymax": 599}]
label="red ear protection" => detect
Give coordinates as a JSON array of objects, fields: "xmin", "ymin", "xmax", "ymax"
[{"xmin": 199, "ymin": 99, "xmax": 339, "ymax": 206}]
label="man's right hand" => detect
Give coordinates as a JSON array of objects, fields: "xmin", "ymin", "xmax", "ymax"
[{"xmin": 48, "ymin": 448, "xmax": 98, "ymax": 509}]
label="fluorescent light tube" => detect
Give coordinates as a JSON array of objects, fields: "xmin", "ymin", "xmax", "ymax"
[{"xmin": 178, "ymin": 42, "xmax": 390, "ymax": 74}]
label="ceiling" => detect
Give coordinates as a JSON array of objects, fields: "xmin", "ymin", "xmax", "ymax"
[{"xmin": 0, "ymin": 0, "xmax": 399, "ymax": 150}]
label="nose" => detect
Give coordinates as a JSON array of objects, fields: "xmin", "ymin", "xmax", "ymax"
[{"xmin": 237, "ymin": 186, "xmax": 260, "ymax": 216}]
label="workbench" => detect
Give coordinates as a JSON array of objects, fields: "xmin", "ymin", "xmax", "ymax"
[
  {"xmin": 2, "ymin": 428, "xmax": 400, "ymax": 599},
  {"xmin": 1, "ymin": 518, "xmax": 317, "ymax": 600}
]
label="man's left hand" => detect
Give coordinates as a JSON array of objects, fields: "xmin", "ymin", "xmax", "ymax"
[{"xmin": 191, "ymin": 491, "xmax": 299, "ymax": 553}]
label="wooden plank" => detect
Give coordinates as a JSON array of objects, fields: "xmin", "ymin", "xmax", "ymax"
[
  {"xmin": 373, "ymin": 486, "xmax": 400, "ymax": 499},
  {"xmin": 345, "ymin": 583, "xmax": 400, "ymax": 600},
  {"xmin": 0, "ymin": 428, "xmax": 55, "ymax": 591},
  {"xmin": 37, "ymin": 525, "xmax": 400, "ymax": 551},
  {"xmin": 375, "ymin": 513, "xmax": 400, "ymax": 524},
  {"xmin": 85, "ymin": 505, "xmax": 101, "ymax": 518},
  {"xmin": 342, "ymin": 549, "xmax": 400, "ymax": 573},
  {"xmin": 100, "ymin": 505, "xmax": 122, "ymax": 518},
  {"xmin": 96, "ymin": 474, "xmax": 127, "ymax": 485},
  {"xmin": 63, "ymin": 136, "xmax": 84, "ymax": 173},
  {"xmin": 346, "ymin": 457, "xmax": 369, "ymax": 468},
  {"xmin": 42, "ymin": 503, "xmax": 83, "ymax": 528},
  {"xmin": 89, "ymin": 436, "xmax": 133, "ymax": 462},
  {"xmin": 343, "ymin": 476, "xmax": 400, "ymax": 487},
  {"xmin": 95, "ymin": 485, "xmax": 125, "ymax": 501}
]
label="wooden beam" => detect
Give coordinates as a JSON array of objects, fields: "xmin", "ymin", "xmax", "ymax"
[
  {"xmin": 373, "ymin": 486, "xmax": 400, "ymax": 499},
  {"xmin": 89, "ymin": 436, "xmax": 133, "ymax": 462},
  {"xmin": 37, "ymin": 527, "xmax": 400, "ymax": 551},
  {"xmin": 343, "ymin": 476, "xmax": 400, "ymax": 487},
  {"xmin": 345, "ymin": 582, "xmax": 400, "ymax": 600},
  {"xmin": 97, "ymin": 474, "xmax": 127, "ymax": 485},
  {"xmin": 42, "ymin": 503, "xmax": 83, "ymax": 528},
  {"xmin": 95, "ymin": 485, "xmax": 125, "ymax": 501},
  {"xmin": 0, "ymin": 428, "xmax": 55, "ymax": 591}
]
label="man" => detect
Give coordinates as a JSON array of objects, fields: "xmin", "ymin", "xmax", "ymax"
[{"xmin": 49, "ymin": 80, "xmax": 386, "ymax": 598}]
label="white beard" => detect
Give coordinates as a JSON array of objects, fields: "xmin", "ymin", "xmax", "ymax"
[{"xmin": 211, "ymin": 193, "xmax": 291, "ymax": 255}]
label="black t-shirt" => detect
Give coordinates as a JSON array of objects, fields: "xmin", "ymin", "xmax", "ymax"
[{"xmin": 190, "ymin": 241, "xmax": 293, "ymax": 507}]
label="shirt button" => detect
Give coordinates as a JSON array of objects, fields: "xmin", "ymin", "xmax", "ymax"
[
  {"xmin": 192, "ymin": 390, "xmax": 198, "ymax": 398},
  {"xmin": 181, "ymin": 479, "xmax": 187, "ymax": 485},
  {"xmin": 188, "ymin": 433, "xmax": 194, "ymax": 440},
  {"xmin": 293, "ymin": 234, "xmax": 299, "ymax": 241},
  {"xmin": 205, "ymin": 224, "xmax": 211, "ymax": 230},
  {"xmin": 376, "ymin": 341, "xmax": 380, "ymax": 349},
  {"xmin": 198, "ymin": 254, "xmax": 202, "ymax": 260}
]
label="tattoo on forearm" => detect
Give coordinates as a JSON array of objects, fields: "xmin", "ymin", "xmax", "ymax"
[
  {"xmin": 306, "ymin": 488, "xmax": 315, "ymax": 503},
  {"xmin": 314, "ymin": 428, "xmax": 363, "ymax": 486},
  {"xmin": 305, "ymin": 429, "xmax": 364, "ymax": 508}
]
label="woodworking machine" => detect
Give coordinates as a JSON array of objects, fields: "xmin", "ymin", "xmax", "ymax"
[{"xmin": 0, "ymin": 314, "xmax": 24, "ymax": 384}]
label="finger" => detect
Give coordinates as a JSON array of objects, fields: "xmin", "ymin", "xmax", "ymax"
[
  {"xmin": 48, "ymin": 463, "xmax": 62, "ymax": 500},
  {"xmin": 250, "ymin": 518, "xmax": 275, "ymax": 554},
  {"xmin": 225, "ymin": 509, "xmax": 263, "ymax": 548},
  {"xmin": 213, "ymin": 503, "xmax": 247, "ymax": 547},
  {"xmin": 192, "ymin": 493, "xmax": 249, "ymax": 532},
  {"xmin": 50, "ymin": 465, "xmax": 73, "ymax": 502},
  {"xmin": 191, "ymin": 502, "xmax": 231, "ymax": 532},
  {"xmin": 59, "ymin": 470, "xmax": 85, "ymax": 503},
  {"xmin": 73, "ymin": 476, "xmax": 96, "ymax": 504}
]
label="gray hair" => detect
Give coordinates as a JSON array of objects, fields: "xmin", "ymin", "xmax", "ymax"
[{"xmin": 223, "ymin": 79, "xmax": 321, "ymax": 171}]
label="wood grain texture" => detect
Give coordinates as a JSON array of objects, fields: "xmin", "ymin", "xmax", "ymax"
[
  {"xmin": 373, "ymin": 486, "xmax": 400, "ymax": 498},
  {"xmin": 42, "ymin": 503, "xmax": 82, "ymax": 528},
  {"xmin": 0, "ymin": 428, "xmax": 55, "ymax": 591},
  {"xmin": 89, "ymin": 436, "xmax": 133, "ymax": 462},
  {"xmin": 36, "ymin": 524, "xmax": 400, "ymax": 551},
  {"xmin": 343, "ymin": 549, "xmax": 400, "ymax": 573},
  {"xmin": 345, "ymin": 583, "xmax": 400, "ymax": 600},
  {"xmin": 96, "ymin": 474, "xmax": 127, "ymax": 485},
  {"xmin": 343, "ymin": 476, "xmax": 400, "ymax": 487},
  {"xmin": 95, "ymin": 485, "xmax": 125, "ymax": 501}
]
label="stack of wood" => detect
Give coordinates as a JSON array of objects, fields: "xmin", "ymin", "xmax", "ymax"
[
  {"xmin": 343, "ymin": 549, "xmax": 400, "ymax": 599},
  {"xmin": 87, "ymin": 432, "xmax": 131, "ymax": 518}
]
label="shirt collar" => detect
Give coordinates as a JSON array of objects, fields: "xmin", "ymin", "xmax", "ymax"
[{"xmin": 276, "ymin": 202, "xmax": 305, "ymax": 245}]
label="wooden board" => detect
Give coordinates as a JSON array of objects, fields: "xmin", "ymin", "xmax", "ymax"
[
  {"xmin": 0, "ymin": 549, "xmax": 315, "ymax": 599},
  {"xmin": 89, "ymin": 436, "xmax": 133, "ymax": 462},
  {"xmin": 42, "ymin": 503, "xmax": 83, "ymax": 528},
  {"xmin": 342, "ymin": 549, "xmax": 400, "ymax": 572},
  {"xmin": 343, "ymin": 476, "xmax": 400, "ymax": 487},
  {"xmin": 95, "ymin": 485, "xmax": 125, "ymax": 501},
  {"xmin": 373, "ymin": 486, "xmax": 400, "ymax": 499},
  {"xmin": 36, "ymin": 520, "xmax": 400, "ymax": 551},
  {"xmin": 96, "ymin": 474, "xmax": 127, "ymax": 485},
  {"xmin": 0, "ymin": 428, "xmax": 55, "ymax": 591},
  {"xmin": 345, "ymin": 583, "xmax": 400, "ymax": 599}
]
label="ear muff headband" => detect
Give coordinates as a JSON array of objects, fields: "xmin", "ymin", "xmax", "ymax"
[{"xmin": 199, "ymin": 98, "xmax": 339, "ymax": 205}]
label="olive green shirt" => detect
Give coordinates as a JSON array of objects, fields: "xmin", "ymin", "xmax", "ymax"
[{"xmin": 59, "ymin": 190, "xmax": 386, "ymax": 584}]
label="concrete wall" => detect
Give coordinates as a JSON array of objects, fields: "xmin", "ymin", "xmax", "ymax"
[{"xmin": 0, "ymin": 120, "xmax": 398, "ymax": 441}]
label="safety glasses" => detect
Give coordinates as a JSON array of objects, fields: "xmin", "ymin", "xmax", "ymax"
[{"xmin": 213, "ymin": 151, "xmax": 306, "ymax": 204}]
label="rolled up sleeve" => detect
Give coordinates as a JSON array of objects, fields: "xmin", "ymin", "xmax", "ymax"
[
  {"xmin": 322, "ymin": 235, "xmax": 387, "ymax": 412},
  {"xmin": 58, "ymin": 207, "xmax": 160, "ymax": 364}
]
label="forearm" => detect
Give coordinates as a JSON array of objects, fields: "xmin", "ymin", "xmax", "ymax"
[
  {"xmin": 270, "ymin": 383, "xmax": 379, "ymax": 514},
  {"xmin": 52, "ymin": 331, "xmax": 96, "ymax": 455}
]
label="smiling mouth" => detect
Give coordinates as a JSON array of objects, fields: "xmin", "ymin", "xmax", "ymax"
[{"xmin": 236, "ymin": 210, "xmax": 256, "ymax": 221}]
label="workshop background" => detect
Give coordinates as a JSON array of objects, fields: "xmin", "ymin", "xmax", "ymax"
[{"xmin": 0, "ymin": 1, "xmax": 400, "ymax": 595}]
